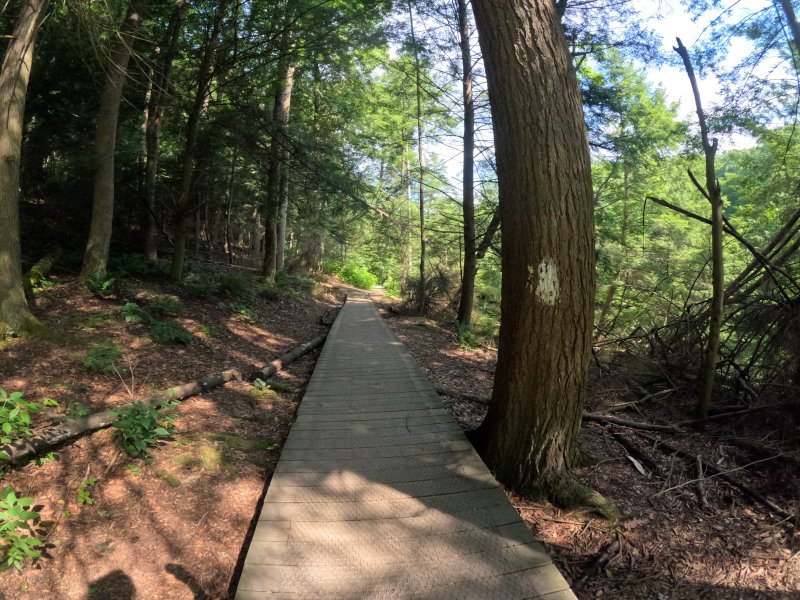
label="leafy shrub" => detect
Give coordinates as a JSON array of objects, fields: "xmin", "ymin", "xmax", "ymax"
[
  {"xmin": 147, "ymin": 320, "xmax": 194, "ymax": 345},
  {"xmin": 147, "ymin": 295, "xmax": 183, "ymax": 317},
  {"xmin": 183, "ymin": 274, "xmax": 218, "ymax": 297},
  {"xmin": 82, "ymin": 341, "xmax": 123, "ymax": 373},
  {"xmin": 340, "ymin": 264, "xmax": 377, "ymax": 290},
  {"xmin": 111, "ymin": 401, "xmax": 177, "ymax": 458},
  {"xmin": 86, "ymin": 274, "xmax": 118, "ymax": 298},
  {"xmin": 108, "ymin": 253, "xmax": 157, "ymax": 277},
  {"xmin": 216, "ymin": 273, "xmax": 250, "ymax": 297},
  {"xmin": 322, "ymin": 259, "xmax": 343, "ymax": 275},
  {"xmin": 120, "ymin": 302, "xmax": 193, "ymax": 345},
  {"xmin": 257, "ymin": 271, "xmax": 316, "ymax": 300},
  {"xmin": 382, "ymin": 276, "xmax": 401, "ymax": 297},
  {"xmin": 120, "ymin": 301, "xmax": 149, "ymax": 324},
  {"xmin": 0, "ymin": 487, "xmax": 43, "ymax": 570},
  {"xmin": 0, "ymin": 389, "xmax": 47, "ymax": 457}
]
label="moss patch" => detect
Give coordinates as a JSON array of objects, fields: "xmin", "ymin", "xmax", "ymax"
[{"xmin": 155, "ymin": 469, "xmax": 182, "ymax": 487}]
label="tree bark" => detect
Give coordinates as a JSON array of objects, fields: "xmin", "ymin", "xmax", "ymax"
[
  {"xmin": 456, "ymin": 0, "xmax": 477, "ymax": 327},
  {"xmin": 81, "ymin": 2, "xmax": 144, "ymax": 279},
  {"xmin": 170, "ymin": 5, "xmax": 224, "ymax": 282},
  {"xmin": 261, "ymin": 61, "xmax": 296, "ymax": 281},
  {"xmin": 471, "ymin": 0, "xmax": 603, "ymax": 509},
  {"xmin": 0, "ymin": 0, "xmax": 49, "ymax": 337},
  {"xmin": 407, "ymin": 1, "xmax": 426, "ymax": 314},
  {"xmin": 144, "ymin": 0, "xmax": 187, "ymax": 262},
  {"xmin": 277, "ymin": 158, "xmax": 289, "ymax": 270},
  {"xmin": 675, "ymin": 38, "xmax": 724, "ymax": 420}
]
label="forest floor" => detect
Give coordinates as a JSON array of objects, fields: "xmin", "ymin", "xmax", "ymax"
[
  {"xmin": 0, "ymin": 266, "xmax": 343, "ymax": 599},
  {"xmin": 375, "ymin": 293, "xmax": 800, "ymax": 600}
]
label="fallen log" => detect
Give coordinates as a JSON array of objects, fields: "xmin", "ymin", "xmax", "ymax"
[
  {"xmin": 572, "ymin": 540, "xmax": 621, "ymax": 591},
  {"xmin": 249, "ymin": 333, "xmax": 328, "ymax": 381},
  {"xmin": 1, "ymin": 332, "xmax": 331, "ymax": 466},
  {"xmin": 582, "ymin": 412, "xmax": 683, "ymax": 433},
  {"xmin": 24, "ymin": 247, "xmax": 61, "ymax": 301},
  {"xmin": 638, "ymin": 433, "xmax": 795, "ymax": 522}
]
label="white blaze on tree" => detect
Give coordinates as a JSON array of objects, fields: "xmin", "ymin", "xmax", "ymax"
[{"xmin": 535, "ymin": 259, "xmax": 560, "ymax": 306}]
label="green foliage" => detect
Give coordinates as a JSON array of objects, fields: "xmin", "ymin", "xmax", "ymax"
[
  {"xmin": 382, "ymin": 276, "xmax": 401, "ymax": 297},
  {"xmin": 257, "ymin": 271, "xmax": 316, "ymax": 300},
  {"xmin": 77, "ymin": 476, "xmax": 97, "ymax": 506},
  {"xmin": 82, "ymin": 341, "xmax": 123, "ymax": 373},
  {"xmin": 86, "ymin": 274, "xmax": 118, "ymax": 298},
  {"xmin": 0, "ymin": 488, "xmax": 42, "ymax": 570},
  {"xmin": 120, "ymin": 302, "xmax": 193, "ymax": 345},
  {"xmin": 322, "ymin": 259, "xmax": 343, "ymax": 275},
  {"xmin": 0, "ymin": 389, "xmax": 48, "ymax": 451},
  {"xmin": 107, "ymin": 254, "xmax": 160, "ymax": 277},
  {"xmin": 183, "ymin": 275, "xmax": 218, "ymax": 297},
  {"xmin": 111, "ymin": 401, "xmax": 177, "ymax": 458},
  {"xmin": 216, "ymin": 273, "xmax": 250, "ymax": 298},
  {"xmin": 340, "ymin": 264, "xmax": 378, "ymax": 290},
  {"xmin": 147, "ymin": 295, "xmax": 183, "ymax": 317},
  {"xmin": 147, "ymin": 320, "xmax": 194, "ymax": 345},
  {"xmin": 65, "ymin": 402, "xmax": 90, "ymax": 419},
  {"xmin": 120, "ymin": 301, "xmax": 149, "ymax": 324}
]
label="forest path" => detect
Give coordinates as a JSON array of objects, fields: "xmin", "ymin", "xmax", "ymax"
[{"xmin": 235, "ymin": 292, "xmax": 575, "ymax": 599}]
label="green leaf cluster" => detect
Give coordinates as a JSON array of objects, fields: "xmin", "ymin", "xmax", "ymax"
[
  {"xmin": 0, "ymin": 487, "xmax": 42, "ymax": 570},
  {"xmin": 111, "ymin": 401, "xmax": 177, "ymax": 458}
]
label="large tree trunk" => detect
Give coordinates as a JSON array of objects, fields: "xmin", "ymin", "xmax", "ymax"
[
  {"xmin": 143, "ymin": 0, "xmax": 187, "ymax": 262},
  {"xmin": 81, "ymin": 2, "xmax": 143, "ymax": 279},
  {"xmin": 471, "ymin": 0, "xmax": 605, "ymax": 509},
  {"xmin": 0, "ymin": 0, "xmax": 49, "ymax": 337},
  {"xmin": 456, "ymin": 0, "xmax": 477, "ymax": 327},
  {"xmin": 170, "ymin": 6, "xmax": 224, "ymax": 282},
  {"xmin": 261, "ymin": 62, "xmax": 296, "ymax": 281}
]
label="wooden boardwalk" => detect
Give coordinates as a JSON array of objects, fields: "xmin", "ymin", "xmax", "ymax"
[{"xmin": 235, "ymin": 293, "xmax": 576, "ymax": 599}]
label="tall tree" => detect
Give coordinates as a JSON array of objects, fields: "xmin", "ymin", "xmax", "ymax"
[
  {"xmin": 0, "ymin": 0, "xmax": 50, "ymax": 337},
  {"xmin": 81, "ymin": 1, "xmax": 144, "ymax": 279},
  {"xmin": 143, "ymin": 0, "xmax": 187, "ymax": 262},
  {"xmin": 407, "ymin": 0, "xmax": 426, "ymax": 314},
  {"xmin": 471, "ymin": 0, "xmax": 612, "ymax": 512},
  {"xmin": 261, "ymin": 59, "xmax": 296, "ymax": 281},
  {"xmin": 170, "ymin": 2, "xmax": 225, "ymax": 282},
  {"xmin": 455, "ymin": 0, "xmax": 477, "ymax": 327}
]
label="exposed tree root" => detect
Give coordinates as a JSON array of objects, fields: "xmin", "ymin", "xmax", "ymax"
[{"xmin": 537, "ymin": 472, "xmax": 620, "ymax": 521}]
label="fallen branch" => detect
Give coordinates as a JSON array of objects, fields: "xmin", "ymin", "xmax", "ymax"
[
  {"xmin": 582, "ymin": 413, "xmax": 683, "ymax": 433},
  {"xmin": 639, "ymin": 433, "xmax": 796, "ymax": 521},
  {"xmin": 611, "ymin": 432, "xmax": 661, "ymax": 475},
  {"xmin": 24, "ymin": 247, "xmax": 61, "ymax": 301},
  {"xmin": 604, "ymin": 388, "xmax": 675, "ymax": 413},
  {"xmin": 1, "ymin": 332, "xmax": 333, "ymax": 466},
  {"xmin": 572, "ymin": 540, "xmax": 620, "ymax": 591}
]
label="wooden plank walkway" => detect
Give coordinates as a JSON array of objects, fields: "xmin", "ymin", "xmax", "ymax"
[{"xmin": 236, "ymin": 293, "xmax": 576, "ymax": 599}]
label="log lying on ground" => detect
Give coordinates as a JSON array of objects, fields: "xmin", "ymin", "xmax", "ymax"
[
  {"xmin": 1, "ymin": 332, "xmax": 331, "ymax": 465},
  {"xmin": 638, "ymin": 432, "xmax": 795, "ymax": 522},
  {"xmin": 582, "ymin": 412, "xmax": 683, "ymax": 433},
  {"xmin": 23, "ymin": 247, "xmax": 61, "ymax": 300},
  {"xmin": 249, "ymin": 333, "xmax": 328, "ymax": 381}
]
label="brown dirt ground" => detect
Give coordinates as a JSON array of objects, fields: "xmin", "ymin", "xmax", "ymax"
[
  {"xmin": 376, "ymin": 294, "xmax": 800, "ymax": 600},
  {"xmin": 0, "ymin": 272, "xmax": 342, "ymax": 599}
]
